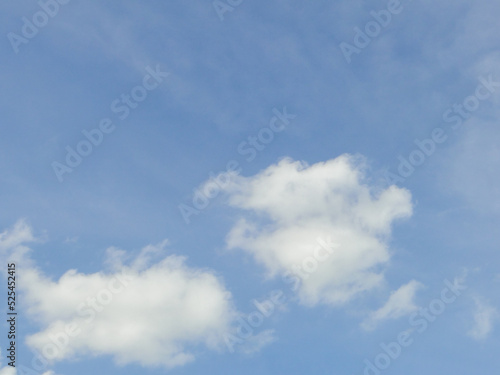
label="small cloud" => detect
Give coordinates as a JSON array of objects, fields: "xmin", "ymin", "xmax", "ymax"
[
  {"xmin": 0, "ymin": 219, "xmax": 36, "ymax": 262},
  {"xmin": 239, "ymin": 330, "xmax": 277, "ymax": 355},
  {"xmin": 0, "ymin": 365, "xmax": 16, "ymax": 375},
  {"xmin": 467, "ymin": 298, "xmax": 498, "ymax": 340},
  {"xmin": 361, "ymin": 280, "xmax": 423, "ymax": 331}
]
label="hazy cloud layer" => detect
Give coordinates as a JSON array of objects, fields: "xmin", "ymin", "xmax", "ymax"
[{"xmin": 468, "ymin": 298, "xmax": 498, "ymax": 340}]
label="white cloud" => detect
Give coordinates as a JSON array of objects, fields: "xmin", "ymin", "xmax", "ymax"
[
  {"xmin": 0, "ymin": 367, "xmax": 52, "ymax": 375},
  {"xmin": 222, "ymin": 155, "xmax": 413, "ymax": 306},
  {"xmin": 468, "ymin": 298, "xmax": 498, "ymax": 340},
  {"xmin": 361, "ymin": 280, "xmax": 423, "ymax": 331},
  {"xmin": 0, "ymin": 219, "xmax": 35, "ymax": 262},
  {"xmin": 0, "ymin": 221, "xmax": 238, "ymax": 369},
  {"xmin": 0, "ymin": 365, "xmax": 16, "ymax": 375}
]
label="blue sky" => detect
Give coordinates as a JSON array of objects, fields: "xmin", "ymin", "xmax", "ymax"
[{"xmin": 1, "ymin": 0, "xmax": 500, "ymax": 374}]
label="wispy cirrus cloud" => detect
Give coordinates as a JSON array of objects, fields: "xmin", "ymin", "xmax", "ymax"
[
  {"xmin": 361, "ymin": 280, "xmax": 423, "ymax": 331},
  {"xmin": 468, "ymin": 298, "xmax": 498, "ymax": 340}
]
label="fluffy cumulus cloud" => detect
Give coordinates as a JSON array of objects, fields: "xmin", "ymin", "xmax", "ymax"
[
  {"xmin": 222, "ymin": 155, "xmax": 413, "ymax": 306},
  {"xmin": 0, "ymin": 365, "xmax": 16, "ymax": 375},
  {"xmin": 0, "ymin": 221, "xmax": 237, "ymax": 369},
  {"xmin": 361, "ymin": 280, "xmax": 423, "ymax": 331},
  {"xmin": 0, "ymin": 368, "xmax": 53, "ymax": 375},
  {"xmin": 468, "ymin": 298, "xmax": 498, "ymax": 340}
]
